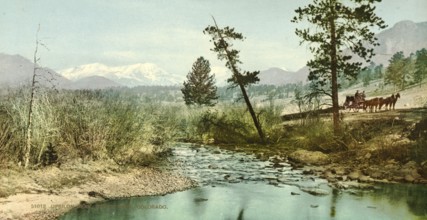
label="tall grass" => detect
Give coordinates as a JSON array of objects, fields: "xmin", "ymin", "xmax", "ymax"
[{"xmin": 0, "ymin": 88, "xmax": 186, "ymax": 167}]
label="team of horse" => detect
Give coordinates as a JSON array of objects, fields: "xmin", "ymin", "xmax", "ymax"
[{"xmin": 343, "ymin": 92, "xmax": 400, "ymax": 112}]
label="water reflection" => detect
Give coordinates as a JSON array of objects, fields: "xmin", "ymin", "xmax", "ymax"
[
  {"xmin": 236, "ymin": 208, "xmax": 244, "ymax": 220},
  {"xmin": 61, "ymin": 183, "xmax": 427, "ymax": 220},
  {"xmin": 374, "ymin": 184, "xmax": 427, "ymax": 217},
  {"xmin": 329, "ymin": 188, "xmax": 339, "ymax": 218},
  {"xmin": 61, "ymin": 144, "xmax": 427, "ymax": 220}
]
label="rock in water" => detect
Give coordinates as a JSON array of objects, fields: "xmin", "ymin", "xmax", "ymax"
[
  {"xmin": 300, "ymin": 187, "xmax": 330, "ymax": 196},
  {"xmin": 194, "ymin": 198, "xmax": 208, "ymax": 203}
]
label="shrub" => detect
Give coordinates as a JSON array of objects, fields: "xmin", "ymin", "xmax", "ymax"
[{"xmin": 284, "ymin": 120, "xmax": 347, "ymax": 152}]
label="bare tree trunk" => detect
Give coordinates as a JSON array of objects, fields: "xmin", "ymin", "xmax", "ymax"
[
  {"xmin": 225, "ymin": 56, "xmax": 266, "ymax": 143},
  {"xmin": 237, "ymin": 82, "xmax": 266, "ymax": 143},
  {"xmin": 329, "ymin": 4, "xmax": 340, "ymax": 135},
  {"xmin": 24, "ymin": 25, "xmax": 40, "ymax": 169}
]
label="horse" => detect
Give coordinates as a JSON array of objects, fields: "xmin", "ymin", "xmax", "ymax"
[
  {"xmin": 380, "ymin": 94, "xmax": 395, "ymax": 110},
  {"xmin": 364, "ymin": 97, "xmax": 382, "ymax": 112},
  {"xmin": 391, "ymin": 93, "xmax": 400, "ymax": 110}
]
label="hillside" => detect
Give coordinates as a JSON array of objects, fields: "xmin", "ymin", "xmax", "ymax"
[
  {"xmin": 373, "ymin": 20, "xmax": 427, "ymax": 64},
  {"xmin": 66, "ymin": 76, "xmax": 123, "ymax": 90},
  {"xmin": 0, "ymin": 53, "xmax": 70, "ymax": 88},
  {"xmin": 258, "ymin": 67, "xmax": 309, "ymax": 85},
  {"xmin": 262, "ymin": 20, "xmax": 427, "ymax": 86}
]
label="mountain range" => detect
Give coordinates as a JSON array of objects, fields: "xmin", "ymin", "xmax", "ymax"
[
  {"xmin": 60, "ymin": 63, "xmax": 183, "ymax": 87},
  {"xmin": 0, "ymin": 20, "xmax": 426, "ymax": 88},
  {"xmin": 258, "ymin": 20, "xmax": 427, "ymax": 86},
  {"xmin": 0, "ymin": 54, "xmax": 123, "ymax": 90}
]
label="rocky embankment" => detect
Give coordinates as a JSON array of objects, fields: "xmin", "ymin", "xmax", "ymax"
[
  {"xmin": 0, "ymin": 160, "xmax": 195, "ymax": 220},
  {"xmin": 287, "ymin": 149, "xmax": 427, "ymax": 187},
  {"xmin": 279, "ymin": 108, "xmax": 427, "ymax": 188}
]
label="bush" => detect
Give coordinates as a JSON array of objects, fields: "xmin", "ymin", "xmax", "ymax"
[
  {"xmin": 283, "ymin": 120, "xmax": 348, "ymax": 152},
  {"xmin": 196, "ymin": 109, "xmax": 252, "ymax": 144},
  {"xmin": 409, "ymin": 117, "xmax": 427, "ymax": 163}
]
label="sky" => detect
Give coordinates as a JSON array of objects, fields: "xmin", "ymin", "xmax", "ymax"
[{"xmin": 1, "ymin": 0, "xmax": 427, "ymax": 79}]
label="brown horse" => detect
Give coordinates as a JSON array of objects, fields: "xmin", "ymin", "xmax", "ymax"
[
  {"xmin": 380, "ymin": 94, "xmax": 395, "ymax": 110},
  {"xmin": 391, "ymin": 93, "xmax": 401, "ymax": 110},
  {"xmin": 364, "ymin": 97, "xmax": 382, "ymax": 112}
]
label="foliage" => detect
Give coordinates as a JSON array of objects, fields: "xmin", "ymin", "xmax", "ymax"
[
  {"xmin": 191, "ymin": 103, "xmax": 285, "ymax": 144},
  {"xmin": 40, "ymin": 143, "xmax": 58, "ymax": 166},
  {"xmin": 414, "ymin": 48, "xmax": 427, "ymax": 87},
  {"xmin": 409, "ymin": 117, "xmax": 427, "ymax": 163},
  {"xmin": 283, "ymin": 120, "xmax": 347, "ymax": 152},
  {"xmin": 292, "ymin": 0, "xmax": 387, "ymax": 133},
  {"xmin": 204, "ymin": 17, "xmax": 265, "ymax": 143},
  {"xmin": 384, "ymin": 51, "xmax": 412, "ymax": 90},
  {"xmin": 181, "ymin": 57, "xmax": 218, "ymax": 106},
  {"xmin": 0, "ymin": 88, "xmax": 184, "ymax": 166},
  {"xmin": 196, "ymin": 109, "xmax": 252, "ymax": 144}
]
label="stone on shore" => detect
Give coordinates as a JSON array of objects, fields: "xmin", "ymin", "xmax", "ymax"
[{"xmin": 288, "ymin": 150, "xmax": 330, "ymax": 166}]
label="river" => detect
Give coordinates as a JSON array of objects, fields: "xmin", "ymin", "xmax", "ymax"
[{"xmin": 61, "ymin": 143, "xmax": 427, "ymax": 220}]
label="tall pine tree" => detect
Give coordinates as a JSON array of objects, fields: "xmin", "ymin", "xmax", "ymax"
[
  {"xmin": 181, "ymin": 57, "xmax": 218, "ymax": 106},
  {"xmin": 385, "ymin": 51, "xmax": 408, "ymax": 90},
  {"xmin": 292, "ymin": 0, "xmax": 386, "ymax": 133}
]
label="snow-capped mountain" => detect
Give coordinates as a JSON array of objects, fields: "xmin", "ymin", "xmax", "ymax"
[{"xmin": 60, "ymin": 63, "xmax": 183, "ymax": 87}]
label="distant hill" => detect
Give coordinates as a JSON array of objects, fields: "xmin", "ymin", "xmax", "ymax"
[
  {"xmin": 261, "ymin": 20, "xmax": 427, "ymax": 86},
  {"xmin": 258, "ymin": 67, "xmax": 309, "ymax": 86},
  {"xmin": 1, "ymin": 21, "xmax": 425, "ymax": 88},
  {"xmin": 0, "ymin": 53, "xmax": 70, "ymax": 88},
  {"xmin": 66, "ymin": 76, "xmax": 123, "ymax": 90},
  {"xmin": 358, "ymin": 20, "xmax": 427, "ymax": 66}
]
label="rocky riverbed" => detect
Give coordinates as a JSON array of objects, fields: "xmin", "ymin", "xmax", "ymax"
[
  {"xmin": 287, "ymin": 149, "xmax": 427, "ymax": 186},
  {"xmin": 0, "ymin": 160, "xmax": 195, "ymax": 220}
]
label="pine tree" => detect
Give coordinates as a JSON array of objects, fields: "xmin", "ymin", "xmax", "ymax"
[
  {"xmin": 385, "ymin": 51, "xmax": 408, "ymax": 90},
  {"xmin": 414, "ymin": 48, "xmax": 427, "ymax": 87},
  {"xmin": 181, "ymin": 57, "xmax": 218, "ymax": 106},
  {"xmin": 292, "ymin": 0, "xmax": 386, "ymax": 133}
]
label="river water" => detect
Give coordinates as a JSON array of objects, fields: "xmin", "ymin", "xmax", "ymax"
[{"xmin": 61, "ymin": 143, "xmax": 427, "ymax": 220}]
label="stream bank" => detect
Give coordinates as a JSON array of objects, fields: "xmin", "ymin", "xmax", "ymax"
[{"xmin": 0, "ymin": 159, "xmax": 195, "ymax": 220}]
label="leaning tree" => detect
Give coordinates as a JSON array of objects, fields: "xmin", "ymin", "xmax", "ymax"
[
  {"xmin": 292, "ymin": 0, "xmax": 387, "ymax": 133},
  {"xmin": 204, "ymin": 17, "xmax": 265, "ymax": 143}
]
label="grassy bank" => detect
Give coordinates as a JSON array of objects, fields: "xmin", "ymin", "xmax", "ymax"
[
  {"xmin": 1, "ymin": 86, "xmax": 426, "ymax": 166},
  {"xmin": 0, "ymin": 88, "xmax": 186, "ymax": 167}
]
